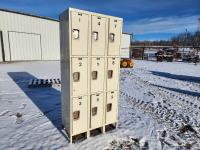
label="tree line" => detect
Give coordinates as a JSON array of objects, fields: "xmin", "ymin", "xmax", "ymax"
[{"xmin": 132, "ymin": 31, "xmax": 200, "ymax": 46}]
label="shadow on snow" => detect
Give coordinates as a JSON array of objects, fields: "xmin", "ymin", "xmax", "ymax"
[
  {"xmin": 7, "ymin": 72, "xmax": 69, "ymax": 140},
  {"xmin": 150, "ymin": 71, "xmax": 200, "ymax": 84}
]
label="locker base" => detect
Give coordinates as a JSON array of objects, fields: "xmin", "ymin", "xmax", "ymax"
[
  {"xmin": 72, "ymin": 132, "xmax": 87, "ymax": 143},
  {"xmin": 105, "ymin": 123, "xmax": 117, "ymax": 132},
  {"xmin": 90, "ymin": 127, "xmax": 103, "ymax": 137}
]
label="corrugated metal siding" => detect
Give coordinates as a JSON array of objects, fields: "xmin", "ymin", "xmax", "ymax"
[{"xmin": 0, "ymin": 10, "xmax": 60, "ymax": 61}]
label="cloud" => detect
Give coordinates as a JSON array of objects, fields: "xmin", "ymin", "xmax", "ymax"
[{"xmin": 125, "ymin": 15, "xmax": 199, "ymax": 34}]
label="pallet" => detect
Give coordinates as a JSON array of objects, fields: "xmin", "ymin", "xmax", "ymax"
[{"xmin": 28, "ymin": 78, "xmax": 61, "ymax": 88}]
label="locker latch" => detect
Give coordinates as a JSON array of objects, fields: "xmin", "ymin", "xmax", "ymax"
[
  {"xmin": 107, "ymin": 103, "xmax": 112, "ymax": 112},
  {"xmin": 92, "ymin": 107, "xmax": 97, "ymax": 116},
  {"xmin": 73, "ymin": 72, "xmax": 80, "ymax": 82},
  {"xmin": 92, "ymin": 31, "xmax": 98, "ymax": 41},
  {"xmin": 108, "ymin": 70, "xmax": 113, "ymax": 79},
  {"xmin": 73, "ymin": 111, "xmax": 80, "ymax": 120},
  {"xmin": 92, "ymin": 71, "xmax": 98, "ymax": 80},
  {"xmin": 109, "ymin": 33, "xmax": 115, "ymax": 42},
  {"xmin": 72, "ymin": 29, "xmax": 80, "ymax": 39}
]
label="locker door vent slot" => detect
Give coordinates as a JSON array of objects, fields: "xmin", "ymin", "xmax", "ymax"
[
  {"xmin": 73, "ymin": 111, "xmax": 80, "ymax": 120},
  {"xmin": 72, "ymin": 29, "xmax": 80, "ymax": 39},
  {"xmin": 108, "ymin": 70, "xmax": 113, "ymax": 79},
  {"xmin": 109, "ymin": 33, "xmax": 115, "ymax": 42},
  {"xmin": 92, "ymin": 107, "xmax": 98, "ymax": 116},
  {"xmin": 92, "ymin": 31, "xmax": 98, "ymax": 41},
  {"xmin": 92, "ymin": 71, "xmax": 98, "ymax": 80},
  {"xmin": 107, "ymin": 103, "xmax": 112, "ymax": 112},
  {"xmin": 73, "ymin": 72, "xmax": 80, "ymax": 82}
]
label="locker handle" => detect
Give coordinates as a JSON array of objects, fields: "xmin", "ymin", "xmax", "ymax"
[
  {"xmin": 92, "ymin": 31, "xmax": 98, "ymax": 41},
  {"xmin": 107, "ymin": 103, "xmax": 112, "ymax": 112},
  {"xmin": 92, "ymin": 107, "xmax": 98, "ymax": 116},
  {"xmin": 92, "ymin": 71, "xmax": 98, "ymax": 80},
  {"xmin": 73, "ymin": 111, "xmax": 80, "ymax": 120},
  {"xmin": 73, "ymin": 72, "xmax": 80, "ymax": 82},
  {"xmin": 108, "ymin": 70, "xmax": 113, "ymax": 79},
  {"xmin": 72, "ymin": 29, "xmax": 80, "ymax": 39},
  {"xmin": 109, "ymin": 33, "xmax": 115, "ymax": 42}
]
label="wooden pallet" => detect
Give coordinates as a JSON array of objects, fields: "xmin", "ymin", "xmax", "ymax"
[{"xmin": 28, "ymin": 78, "xmax": 61, "ymax": 88}]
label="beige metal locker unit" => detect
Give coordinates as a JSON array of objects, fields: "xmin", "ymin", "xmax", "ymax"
[{"xmin": 60, "ymin": 8, "xmax": 122, "ymax": 142}]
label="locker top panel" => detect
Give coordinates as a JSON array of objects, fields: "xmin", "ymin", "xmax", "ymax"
[{"xmin": 60, "ymin": 8, "xmax": 123, "ymax": 21}]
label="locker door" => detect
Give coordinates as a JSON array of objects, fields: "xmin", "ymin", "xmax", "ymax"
[
  {"xmin": 108, "ymin": 18, "xmax": 122, "ymax": 56},
  {"xmin": 71, "ymin": 11, "xmax": 89, "ymax": 56},
  {"xmin": 72, "ymin": 96, "xmax": 88, "ymax": 135},
  {"xmin": 107, "ymin": 58, "xmax": 120, "ymax": 91},
  {"xmin": 90, "ymin": 93, "xmax": 104, "ymax": 129},
  {"xmin": 91, "ymin": 15, "xmax": 106, "ymax": 56},
  {"xmin": 91, "ymin": 58, "xmax": 105, "ymax": 93},
  {"xmin": 72, "ymin": 57, "xmax": 88, "ymax": 96},
  {"xmin": 106, "ymin": 91, "xmax": 118, "ymax": 124}
]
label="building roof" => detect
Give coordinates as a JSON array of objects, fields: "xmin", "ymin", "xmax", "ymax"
[{"xmin": 0, "ymin": 8, "xmax": 59, "ymax": 22}]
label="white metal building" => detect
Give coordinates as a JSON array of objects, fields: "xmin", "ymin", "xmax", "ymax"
[{"xmin": 0, "ymin": 9, "xmax": 60, "ymax": 62}]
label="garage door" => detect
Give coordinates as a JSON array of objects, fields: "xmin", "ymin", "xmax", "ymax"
[
  {"xmin": 0, "ymin": 33, "xmax": 2, "ymax": 62},
  {"xmin": 9, "ymin": 32, "xmax": 42, "ymax": 61}
]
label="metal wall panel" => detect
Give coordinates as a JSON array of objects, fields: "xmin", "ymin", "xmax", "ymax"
[
  {"xmin": 0, "ymin": 10, "xmax": 60, "ymax": 61},
  {"xmin": 9, "ymin": 32, "xmax": 41, "ymax": 61}
]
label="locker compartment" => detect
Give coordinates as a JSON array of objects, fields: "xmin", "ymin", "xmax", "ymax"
[
  {"xmin": 72, "ymin": 96, "xmax": 88, "ymax": 135},
  {"xmin": 72, "ymin": 57, "xmax": 88, "ymax": 96},
  {"xmin": 91, "ymin": 15, "xmax": 107, "ymax": 56},
  {"xmin": 107, "ymin": 58, "xmax": 120, "ymax": 91},
  {"xmin": 91, "ymin": 58, "xmax": 105, "ymax": 93},
  {"xmin": 90, "ymin": 93, "xmax": 104, "ymax": 129},
  {"xmin": 105, "ymin": 91, "xmax": 118, "ymax": 124},
  {"xmin": 71, "ymin": 11, "xmax": 89, "ymax": 56},
  {"xmin": 108, "ymin": 18, "xmax": 122, "ymax": 56}
]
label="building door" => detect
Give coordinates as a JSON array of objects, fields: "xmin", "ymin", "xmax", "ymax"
[
  {"xmin": 0, "ymin": 31, "xmax": 5, "ymax": 62},
  {"xmin": 8, "ymin": 31, "xmax": 42, "ymax": 61}
]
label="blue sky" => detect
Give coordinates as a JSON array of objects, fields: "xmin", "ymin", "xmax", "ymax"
[{"xmin": 0, "ymin": 0, "xmax": 199, "ymax": 41}]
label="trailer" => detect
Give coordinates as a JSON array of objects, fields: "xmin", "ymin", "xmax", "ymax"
[{"xmin": 120, "ymin": 33, "xmax": 134, "ymax": 68}]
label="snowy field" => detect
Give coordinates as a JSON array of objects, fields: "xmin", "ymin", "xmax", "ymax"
[{"xmin": 0, "ymin": 60, "xmax": 199, "ymax": 150}]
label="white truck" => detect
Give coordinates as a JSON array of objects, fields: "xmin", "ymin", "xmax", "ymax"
[{"xmin": 120, "ymin": 32, "xmax": 134, "ymax": 68}]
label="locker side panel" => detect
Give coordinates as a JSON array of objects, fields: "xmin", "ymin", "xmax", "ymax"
[{"xmin": 59, "ymin": 10, "xmax": 71, "ymax": 134}]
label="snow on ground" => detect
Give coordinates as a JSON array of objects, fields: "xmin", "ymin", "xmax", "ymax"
[{"xmin": 0, "ymin": 60, "xmax": 199, "ymax": 150}]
